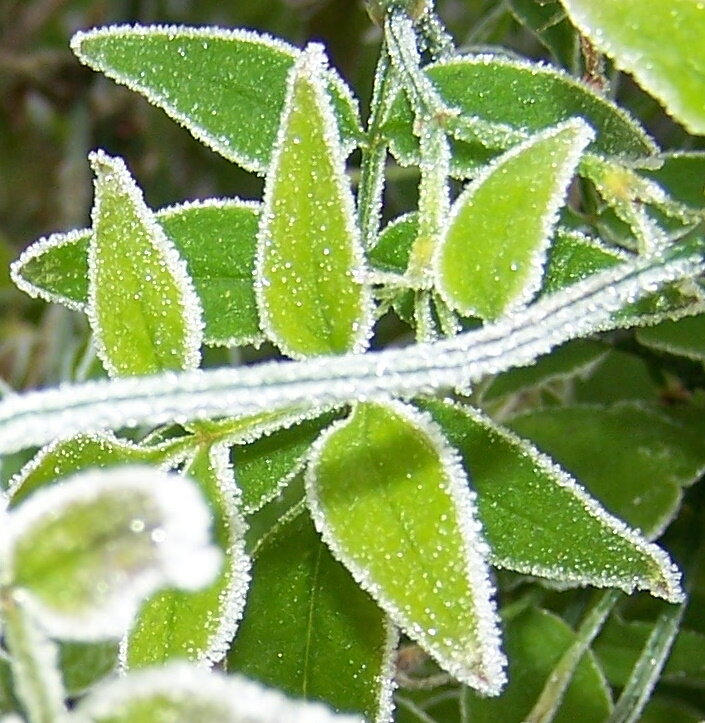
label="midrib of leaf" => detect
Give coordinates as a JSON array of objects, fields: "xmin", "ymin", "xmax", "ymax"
[
  {"xmin": 302, "ymin": 540, "xmax": 325, "ymax": 699},
  {"xmin": 0, "ymin": 243, "xmax": 702, "ymax": 454}
]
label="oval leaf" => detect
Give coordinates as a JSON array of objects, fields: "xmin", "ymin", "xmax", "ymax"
[
  {"xmin": 76, "ymin": 663, "xmax": 362, "ymax": 723},
  {"xmin": 12, "ymin": 199, "xmax": 263, "ymax": 348},
  {"xmin": 71, "ymin": 26, "xmax": 362, "ymax": 174},
  {"xmin": 3, "ymin": 466, "xmax": 221, "ymax": 640},
  {"xmin": 229, "ymin": 504, "xmax": 395, "ymax": 722},
  {"xmin": 306, "ymin": 400, "xmax": 506, "ymax": 694},
  {"xmin": 434, "ymin": 119, "xmax": 594, "ymax": 319},
  {"xmin": 382, "ymin": 53, "xmax": 656, "ymax": 173},
  {"xmin": 88, "ymin": 151, "xmax": 204, "ymax": 376},
  {"xmin": 508, "ymin": 402, "xmax": 705, "ymax": 538},
  {"xmin": 256, "ymin": 45, "xmax": 372, "ymax": 358},
  {"xmin": 7, "ymin": 432, "xmax": 178, "ymax": 507},
  {"xmin": 123, "ymin": 444, "xmax": 249, "ymax": 668},
  {"xmin": 421, "ymin": 399, "xmax": 684, "ymax": 601},
  {"xmin": 558, "ymin": 0, "xmax": 705, "ymax": 134}
]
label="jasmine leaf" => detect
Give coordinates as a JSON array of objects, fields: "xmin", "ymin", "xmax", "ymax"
[
  {"xmin": 508, "ymin": 402, "xmax": 705, "ymax": 537},
  {"xmin": 11, "ymin": 199, "xmax": 263, "ymax": 348},
  {"xmin": 382, "ymin": 54, "xmax": 656, "ymax": 174},
  {"xmin": 71, "ymin": 25, "xmax": 362, "ymax": 174},
  {"xmin": 480, "ymin": 339, "xmax": 608, "ymax": 403},
  {"xmin": 88, "ymin": 151, "xmax": 204, "ymax": 376},
  {"xmin": 75, "ymin": 663, "xmax": 363, "ymax": 722},
  {"xmin": 256, "ymin": 45, "xmax": 372, "ymax": 358},
  {"xmin": 435, "ymin": 119, "xmax": 593, "ymax": 319},
  {"xmin": 637, "ymin": 313, "xmax": 705, "ymax": 361},
  {"xmin": 232, "ymin": 408, "xmax": 343, "ymax": 514},
  {"xmin": 643, "ymin": 152, "xmax": 705, "ymax": 209},
  {"xmin": 228, "ymin": 504, "xmax": 396, "ymax": 722},
  {"xmin": 4, "ymin": 466, "xmax": 221, "ymax": 640},
  {"xmin": 421, "ymin": 400, "xmax": 684, "ymax": 601},
  {"xmin": 557, "ymin": 0, "xmax": 705, "ymax": 134},
  {"xmin": 124, "ymin": 443, "xmax": 249, "ymax": 667},
  {"xmin": 306, "ymin": 400, "xmax": 506, "ymax": 695},
  {"xmin": 463, "ymin": 608, "xmax": 612, "ymax": 723},
  {"xmin": 543, "ymin": 229, "xmax": 623, "ymax": 293},
  {"xmin": 8, "ymin": 432, "xmax": 182, "ymax": 507}
]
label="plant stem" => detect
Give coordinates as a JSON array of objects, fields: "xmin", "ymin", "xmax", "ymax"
[
  {"xmin": 607, "ymin": 602, "xmax": 685, "ymax": 723},
  {"xmin": 2, "ymin": 593, "xmax": 65, "ymax": 723},
  {"xmin": 524, "ymin": 589, "xmax": 620, "ymax": 723},
  {"xmin": 0, "ymin": 240, "xmax": 700, "ymax": 457},
  {"xmin": 358, "ymin": 40, "xmax": 395, "ymax": 249}
]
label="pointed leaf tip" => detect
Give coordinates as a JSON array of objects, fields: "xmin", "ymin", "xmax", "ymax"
[
  {"xmin": 4, "ymin": 465, "xmax": 221, "ymax": 640},
  {"xmin": 88, "ymin": 150, "xmax": 204, "ymax": 377},
  {"xmin": 434, "ymin": 119, "xmax": 594, "ymax": 320},
  {"xmin": 306, "ymin": 400, "xmax": 506, "ymax": 695},
  {"xmin": 255, "ymin": 45, "xmax": 372, "ymax": 358}
]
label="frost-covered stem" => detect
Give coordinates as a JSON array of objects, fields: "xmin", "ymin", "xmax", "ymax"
[
  {"xmin": 2, "ymin": 594, "xmax": 65, "ymax": 723},
  {"xmin": 386, "ymin": 11, "xmax": 453, "ymax": 285},
  {"xmin": 358, "ymin": 42, "xmax": 394, "ymax": 249},
  {"xmin": 524, "ymin": 590, "xmax": 620, "ymax": 723},
  {"xmin": 607, "ymin": 602, "xmax": 684, "ymax": 723},
  {"xmin": 406, "ymin": 124, "xmax": 451, "ymax": 284},
  {"xmin": 0, "ymin": 241, "xmax": 700, "ymax": 456}
]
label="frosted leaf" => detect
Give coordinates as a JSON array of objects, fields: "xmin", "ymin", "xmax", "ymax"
[
  {"xmin": 6, "ymin": 431, "xmax": 188, "ymax": 508},
  {"xmin": 306, "ymin": 400, "xmax": 506, "ymax": 694},
  {"xmin": 11, "ymin": 197, "xmax": 264, "ymax": 349},
  {"xmin": 382, "ymin": 52, "xmax": 658, "ymax": 172},
  {"xmin": 88, "ymin": 151, "xmax": 204, "ymax": 377},
  {"xmin": 76, "ymin": 662, "xmax": 364, "ymax": 722},
  {"xmin": 1, "ymin": 466, "xmax": 221, "ymax": 640},
  {"xmin": 0, "ymin": 239, "xmax": 702, "ymax": 454},
  {"xmin": 434, "ymin": 119, "xmax": 594, "ymax": 319},
  {"xmin": 228, "ymin": 504, "xmax": 397, "ymax": 721},
  {"xmin": 123, "ymin": 443, "xmax": 250, "ymax": 669},
  {"xmin": 256, "ymin": 44, "xmax": 373, "ymax": 358},
  {"xmin": 558, "ymin": 0, "xmax": 705, "ymax": 134},
  {"xmin": 71, "ymin": 25, "xmax": 362, "ymax": 174},
  {"xmin": 422, "ymin": 399, "xmax": 684, "ymax": 602}
]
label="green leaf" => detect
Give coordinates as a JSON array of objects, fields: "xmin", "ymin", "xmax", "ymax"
[
  {"xmin": 543, "ymin": 229, "xmax": 624, "ymax": 293},
  {"xmin": 420, "ymin": 399, "xmax": 684, "ymax": 601},
  {"xmin": 557, "ymin": 0, "xmax": 705, "ymax": 134},
  {"xmin": 232, "ymin": 408, "xmax": 343, "ymax": 514},
  {"xmin": 481, "ymin": 339, "xmax": 608, "ymax": 403},
  {"xmin": 11, "ymin": 199, "xmax": 263, "ymax": 348},
  {"xmin": 76, "ymin": 663, "xmax": 361, "ymax": 723},
  {"xmin": 256, "ymin": 45, "xmax": 372, "ymax": 358},
  {"xmin": 637, "ymin": 313, "xmax": 705, "ymax": 361},
  {"xmin": 124, "ymin": 444, "xmax": 249, "ymax": 667},
  {"xmin": 434, "ymin": 120, "xmax": 593, "ymax": 319},
  {"xmin": 508, "ymin": 402, "xmax": 705, "ymax": 537},
  {"xmin": 59, "ymin": 641, "xmax": 118, "ymax": 696},
  {"xmin": 508, "ymin": 0, "xmax": 578, "ymax": 69},
  {"xmin": 8, "ymin": 432, "xmax": 180, "ymax": 507},
  {"xmin": 228, "ymin": 504, "xmax": 395, "ymax": 721},
  {"xmin": 88, "ymin": 151, "xmax": 204, "ymax": 376},
  {"xmin": 6, "ymin": 466, "xmax": 221, "ymax": 639},
  {"xmin": 71, "ymin": 25, "xmax": 362, "ymax": 174},
  {"xmin": 643, "ymin": 152, "xmax": 705, "ymax": 209},
  {"xmin": 382, "ymin": 54, "xmax": 656, "ymax": 173},
  {"xmin": 306, "ymin": 400, "xmax": 506, "ymax": 694},
  {"xmin": 463, "ymin": 608, "xmax": 612, "ymax": 723}
]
